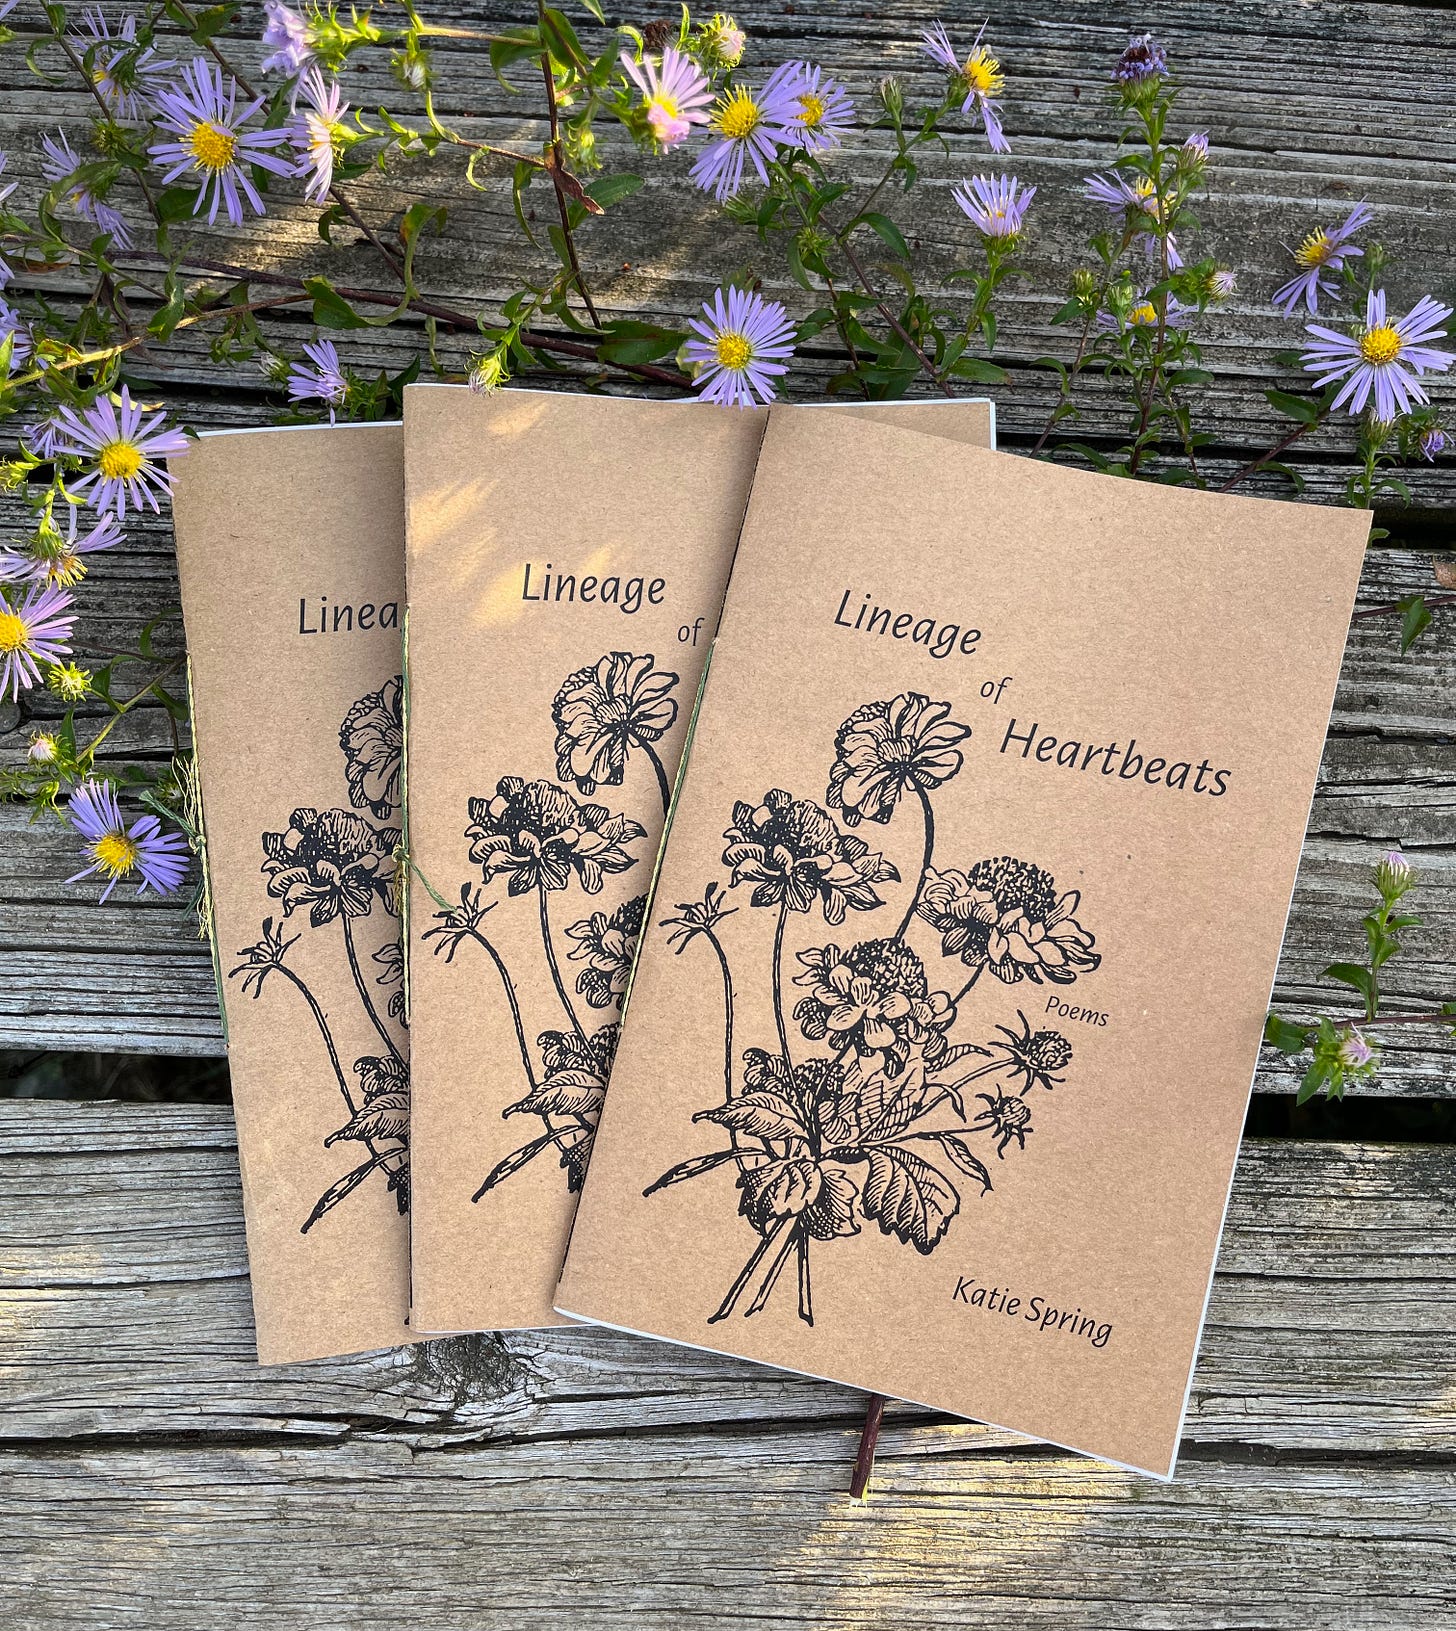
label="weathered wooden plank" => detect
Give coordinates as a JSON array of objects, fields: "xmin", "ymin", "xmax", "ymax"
[{"xmin": 3, "ymin": 1103, "xmax": 1454, "ymax": 1457}]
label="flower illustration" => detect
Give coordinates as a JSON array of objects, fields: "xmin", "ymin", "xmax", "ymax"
[
  {"xmin": 551, "ymin": 651, "xmax": 679, "ymax": 796},
  {"xmin": 566, "ymin": 894, "xmax": 646, "ymax": 1010},
  {"xmin": 466, "ymin": 776, "xmax": 645, "ymax": 896},
  {"xmin": 262, "ymin": 806, "xmax": 398, "ymax": 925},
  {"xmin": 49, "ymin": 387, "xmax": 190, "ymax": 518},
  {"xmin": 1274, "ymin": 203, "xmax": 1373, "ymax": 317},
  {"xmin": 1301, "ymin": 288, "xmax": 1455, "ymax": 421},
  {"xmin": 620, "ymin": 45, "xmax": 711, "ymax": 147},
  {"xmin": 954, "ymin": 173, "xmax": 1035, "ymax": 241},
  {"xmin": 148, "ymin": 60, "xmax": 294, "ymax": 225},
  {"xmin": 684, "ymin": 285, "xmax": 797, "ymax": 408},
  {"xmin": 662, "ymin": 880, "xmax": 737, "ymax": 951},
  {"xmin": 793, "ymin": 939, "xmax": 955, "ymax": 1074},
  {"xmin": 826, "ymin": 692, "xmax": 970, "ymax": 826},
  {"xmin": 338, "ymin": 675, "xmax": 403, "ymax": 818},
  {"xmin": 920, "ymin": 20, "xmax": 1009, "ymax": 152},
  {"xmin": 723, "ymin": 788, "xmax": 898, "ymax": 925},
  {"xmin": 0, "ymin": 582, "xmax": 77, "ymax": 699},
  {"xmin": 421, "ymin": 883, "xmax": 496, "ymax": 961},
  {"xmin": 983, "ymin": 1011, "xmax": 1073, "ymax": 1092},
  {"xmin": 66, "ymin": 778, "xmax": 188, "ymax": 901},
  {"xmin": 229, "ymin": 916, "xmax": 300, "ymax": 997},
  {"xmin": 971, "ymin": 1090, "xmax": 1033, "ymax": 1157},
  {"xmin": 917, "ymin": 856, "xmax": 1101, "ymax": 986},
  {"xmin": 373, "ymin": 935, "xmax": 408, "ymax": 1025},
  {"xmin": 689, "ymin": 71, "xmax": 801, "ymax": 200},
  {"xmin": 325, "ymin": 1054, "xmax": 410, "ymax": 1152}
]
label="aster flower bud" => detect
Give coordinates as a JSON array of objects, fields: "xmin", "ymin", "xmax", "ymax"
[
  {"xmin": 27, "ymin": 731, "xmax": 59, "ymax": 764},
  {"xmin": 1071, "ymin": 267, "xmax": 1097, "ymax": 303},
  {"xmin": 694, "ymin": 13, "xmax": 746, "ymax": 70},
  {"xmin": 1113, "ymin": 33, "xmax": 1168, "ymax": 86},
  {"xmin": 1336, "ymin": 1028, "xmax": 1378, "ymax": 1072},
  {"xmin": 1419, "ymin": 424, "xmax": 1447, "ymax": 461},
  {"xmin": 468, "ymin": 350, "xmax": 509, "ymax": 394},
  {"xmin": 875, "ymin": 74, "xmax": 904, "ymax": 123},
  {"xmin": 1375, "ymin": 848, "xmax": 1414, "ymax": 898},
  {"xmin": 392, "ymin": 42, "xmax": 429, "ymax": 91},
  {"xmin": 1180, "ymin": 131, "xmax": 1209, "ymax": 164},
  {"xmin": 48, "ymin": 661, "xmax": 92, "ymax": 702}
]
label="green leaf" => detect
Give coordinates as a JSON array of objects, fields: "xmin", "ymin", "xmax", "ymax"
[
  {"xmin": 489, "ymin": 27, "xmax": 541, "ymax": 84},
  {"xmin": 948, "ymin": 355, "xmax": 1009, "ymax": 386},
  {"xmin": 1264, "ymin": 1013, "xmax": 1311, "ymax": 1054},
  {"xmin": 1324, "ymin": 962, "xmax": 1374, "ymax": 1003},
  {"xmin": 155, "ymin": 186, "xmax": 198, "ymax": 224},
  {"xmin": 858, "ymin": 211, "xmax": 911, "ymax": 263},
  {"xmin": 1398, "ymin": 594, "xmax": 1432, "ymax": 654},
  {"xmin": 1296, "ymin": 1059, "xmax": 1332, "ymax": 1106},
  {"xmin": 1264, "ymin": 388, "xmax": 1320, "ymax": 424},
  {"xmin": 596, "ymin": 323, "xmax": 685, "ymax": 366},
  {"xmin": 585, "ymin": 173, "xmax": 644, "ymax": 212},
  {"xmin": 303, "ymin": 276, "xmax": 369, "ymax": 330},
  {"xmin": 539, "ymin": 7, "xmax": 588, "ymax": 71}
]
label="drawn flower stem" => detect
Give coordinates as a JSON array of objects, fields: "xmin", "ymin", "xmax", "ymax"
[
  {"xmin": 275, "ymin": 963, "xmax": 357, "ymax": 1115},
  {"xmin": 796, "ymin": 1226, "xmax": 814, "ymax": 1327},
  {"xmin": 639, "ymin": 736, "xmax": 672, "ymax": 820},
  {"xmin": 951, "ymin": 965, "xmax": 986, "ymax": 1005},
  {"xmin": 342, "ymin": 914, "xmax": 404, "ymax": 1065},
  {"xmin": 708, "ymin": 1213, "xmax": 796, "ymax": 1324},
  {"xmin": 701, "ymin": 926, "xmax": 735, "ymax": 1102},
  {"xmin": 463, "ymin": 924, "xmax": 539, "ymax": 1094},
  {"xmin": 745, "ymin": 1215, "xmax": 806, "ymax": 1318},
  {"xmin": 919, "ymin": 1056, "xmax": 1021, "ymax": 1120},
  {"xmin": 772, "ymin": 898, "xmax": 794, "ymax": 1076},
  {"xmin": 892, "ymin": 783, "xmax": 936, "ymax": 941},
  {"xmin": 538, "ymin": 882, "xmax": 588, "ymax": 1043}
]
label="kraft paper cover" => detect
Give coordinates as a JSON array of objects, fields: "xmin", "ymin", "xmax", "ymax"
[
  {"xmin": 403, "ymin": 387, "xmax": 993, "ymax": 1335},
  {"xmin": 555, "ymin": 408, "xmax": 1370, "ymax": 1478},
  {"xmin": 172, "ymin": 424, "xmax": 411, "ymax": 1365}
]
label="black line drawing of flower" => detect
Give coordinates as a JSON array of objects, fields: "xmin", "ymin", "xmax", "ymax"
[
  {"xmin": 262, "ymin": 806, "xmax": 398, "ymax": 926},
  {"xmin": 339, "ymin": 674, "xmax": 403, "ymax": 819},
  {"xmin": 643, "ymin": 693, "xmax": 1102, "ymax": 1328},
  {"xmin": 466, "ymin": 775, "xmax": 645, "ymax": 897},
  {"xmin": 235, "ymin": 677, "xmax": 410, "ymax": 1234},
  {"xmin": 827, "ymin": 693, "xmax": 970, "ymax": 827},
  {"xmin": 792, "ymin": 938, "xmax": 956, "ymax": 1076},
  {"xmin": 917, "ymin": 857, "xmax": 1101, "ymax": 990},
  {"xmin": 552, "ymin": 652, "xmax": 680, "ymax": 811},
  {"xmin": 723, "ymin": 788, "xmax": 898, "ymax": 926},
  {"xmin": 566, "ymin": 894, "xmax": 647, "ymax": 1009}
]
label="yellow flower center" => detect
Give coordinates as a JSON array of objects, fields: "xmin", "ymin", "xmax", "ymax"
[
  {"xmin": 91, "ymin": 831, "xmax": 140, "ymax": 878},
  {"xmin": 46, "ymin": 553, "xmax": 87, "ymax": 590},
  {"xmin": 714, "ymin": 331, "xmax": 753, "ymax": 371},
  {"xmin": 798, "ymin": 91, "xmax": 826, "ymax": 129},
  {"xmin": 97, "ymin": 439, "xmax": 144, "ymax": 481},
  {"xmin": 186, "ymin": 121, "xmax": 237, "ymax": 173},
  {"xmin": 962, "ymin": 48, "xmax": 1004, "ymax": 98},
  {"xmin": 649, "ymin": 92, "xmax": 679, "ymax": 121},
  {"xmin": 0, "ymin": 610, "xmax": 30, "ymax": 655},
  {"xmin": 1294, "ymin": 228, "xmax": 1332, "ymax": 269},
  {"xmin": 1359, "ymin": 324, "xmax": 1402, "ymax": 367},
  {"xmin": 1129, "ymin": 301, "xmax": 1159, "ymax": 327},
  {"xmin": 717, "ymin": 87, "xmax": 760, "ymax": 140}
]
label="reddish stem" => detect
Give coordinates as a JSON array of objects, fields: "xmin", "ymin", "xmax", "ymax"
[{"xmin": 849, "ymin": 1393, "xmax": 887, "ymax": 1499}]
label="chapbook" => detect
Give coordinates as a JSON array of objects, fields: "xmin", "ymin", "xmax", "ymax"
[
  {"xmin": 172, "ymin": 424, "xmax": 411, "ymax": 1365},
  {"xmin": 404, "ymin": 387, "xmax": 994, "ymax": 1335},
  {"xmin": 555, "ymin": 409, "xmax": 1370, "ymax": 1477}
]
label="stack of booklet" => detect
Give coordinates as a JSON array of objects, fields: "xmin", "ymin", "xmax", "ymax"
[{"xmin": 172, "ymin": 387, "xmax": 1368, "ymax": 1477}]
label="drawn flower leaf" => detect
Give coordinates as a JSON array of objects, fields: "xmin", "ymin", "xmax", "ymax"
[
  {"xmin": 924, "ymin": 1132, "xmax": 994, "ymax": 1193},
  {"xmin": 858, "ymin": 1144, "xmax": 961, "ymax": 1254},
  {"xmin": 506, "ymin": 1072, "xmax": 605, "ymax": 1120},
  {"xmin": 325, "ymin": 1090, "xmax": 409, "ymax": 1147},
  {"xmin": 301, "ymin": 1149, "xmax": 395, "ymax": 1233},
  {"xmin": 695, "ymin": 1090, "xmax": 809, "ymax": 1143},
  {"xmin": 643, "ymin": 1146, "xmax": 742, "ymax": 1196},
  {"xmin": 473, "ymin": 1130, "xmax": 560, "ymax": 1201}
]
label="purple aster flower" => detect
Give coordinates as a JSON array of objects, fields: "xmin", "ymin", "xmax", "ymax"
[
  {"xmin": 0, "ymin": 0, "xmax": 16, "ymax": 21},
  {"xmin": 0, "ymin": 298, "xmax": 30, "ymax": 372},
  {"xmin": 1096, "ymin": 291, "xmax": 1193, "ymax": 335},
  {"xmin": 1302, "ymin": 288, "xmax": 1455, "ymax": 420},
  {"xmin": 149, "ymin": 60, "xmax": 294, "ymax": 226},
  {"xmin": 40, "ymin": 130, "xmax": 133, "ymax": 250},
  {"xmin": 690, "ymin": 71, "xmax": 802, "ymax": 200},
  {"xmin": 1272, "ymin": 203, "xmax": 1373, "ymax": 317},
  {"xmin": 920, "ymin": 20, "xmax": 1009, "ymax": 153},
  {"xmin": 1113, "ymin": 34, "xmax": 1167, "ymax": 84},
  {"xmin": 1419, "ymin": 424, "xmax": 1446, "ymax": 461},
  {"xmin": 1084, "ymin": 170, "xmax": 1183, "ymax": 269},
  {"xmin": 954, "ymin": 173, "xmax": 1035, "ymax": 240},
  {"xmin": 261, "ymin": 0, "xmax": 314, "ymax": 75},
  {"xmin": 66, "ymin": 779, "xmax": 188, "ymax": 901},
  {"xmin": 287, "ymin": 338, "xmax": 347, "ymax": 420},
  {"xmin": 22, "ymin": 414, "xmax": 64, "ymax": 460},
  {"xmin": 290, "ymin": 67, "xmax": 347, "ymax": 202},
  {"xmin": 1181, "ymin": 131, "xmax": 1209, "ymax": 163},
  {"xmin": 0, "ymin": 582, "xmax": 77, "ymax": 701},
  {"xmin": 684, "ymin": 285, "xmax": 796, "ymax": 407},
  {"xmin": 50, "ymin": 386, "xmax": 190, "ymax": 517},
  {"xmin": 0, "ymin": 151, "xmax": 13, "ymax": 288},
  {"xmin": 770, "ymin": 61, "xmax": 855, "ymax": 154},
  {"xmin": 72, "ymin": 8, "xmax": 175, "ymax": 122},
  {"xmin": 620, "ymin": 46, "xmax": 711, "ymax": 147},
  {"xmin": 1337, "ymin": 1029, "xmax": 1376, "ymax": 1071},
  {"xmin": 0, "ymin": 509, "xmax": 122, "ymax": 587}
]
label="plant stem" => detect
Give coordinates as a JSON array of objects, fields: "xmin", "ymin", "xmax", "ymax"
[
  {"xmin": 796, "ymin": 1227, "xmax": 814, "ymax": 1326},
  {"xmin": 703, "ymin": 928, "xmax": 735, "ymax": 1102},
  {"xmin": 82, "ymin": 659, "xmax": 185, "ymax": 762},
  {"xmin": 892, "ymin": 783, "xmax": 935, "ymax": 940},
  {"xmin": 342, "ymin": 914, "xmax": 404, "ymax": 1064},
  {"xmin": 951, "ymin": 965, "xmax": 985, "ymax": 1005},
  {"xmin": 772, "ymin": 898, "xmax": 794, "ymax": 1077},
  {"xmin": 839, "ymin": 236, "xmax": 954, "ymax": 399},
  {"xmin": 708, "ymin": 1213, "xmax": 795, "ymax": 1323},
  {"xmin": 466, "ymin": 925, "xmax": 538, "ymax": 1091},
  {"xmin": 277, "ymin": 965, "xmax": 357, "ymax": 1114},
  {"xmin": 640, "ymin": 738, "xmax": 672, "ymax": 820},
  {"xmin": 745, "ymin": 1215, "xmax": 804, "ymax": 1316},
  {"xmin": 1218, "ymin": 419, "xmax": 1319, "ymax": 492},
  {"xmin": 850, "ymin": 1394, "xmax": 888, "ymax": 1499},
  {"xmin": 539, "ymin": 11, "xmax": 601, "ymax": 328},
  {"xmin": 539, "ymin": 883, "xmax": 587, "ymax": 1042},
  {"xmin": 1352, "ymin": 593, "xmax": 1456, "ymax": 622}
]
